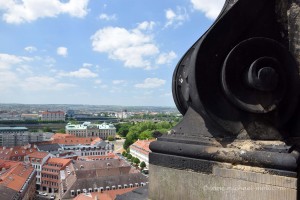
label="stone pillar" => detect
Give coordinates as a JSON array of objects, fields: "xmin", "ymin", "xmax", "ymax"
[{"xmin": 149, "ymin": 0, "xmax": 300, "ymax": 199}]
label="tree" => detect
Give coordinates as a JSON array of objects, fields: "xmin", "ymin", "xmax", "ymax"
[
  {"xmin": 131, "ymin": 156, "xmax": 135, "ymax": 163},
  {"xmin": 127, "ymin": 154, "xmax": 132, "ymax": 160},
  {"xmin": 138, "ymin": 130, "xmax": 153, "ymax": 140},
  {"xmin": 107, "ymin": 136, "xmax": 115, "ymax": 141},
  {"xmin": 42, "ymin": 127, "xmax": 52, "ymax": 132},
  {"xmin": 117, "ymin": 123, "xmax": 131, "ymax": 137},
  {"xmin": 57, "ymin": 128, "xmax": 65, "ymax": 133},
  {"xmin": 140, "ymin": 161, "xmax": 146, "ymax": 170},
  {"xmin": 134, "ymin": 157, "xmax": 140, "ymax": 166}
]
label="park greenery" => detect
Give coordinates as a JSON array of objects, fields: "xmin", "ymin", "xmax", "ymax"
[{"xmin": 117, "ymin": 121, "xmax": 177, "ymax": 149}]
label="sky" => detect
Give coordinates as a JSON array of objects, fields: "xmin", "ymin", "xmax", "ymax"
[{"xmin": 0, "ymin": 0, "xmax": 225, "ymax": 107}]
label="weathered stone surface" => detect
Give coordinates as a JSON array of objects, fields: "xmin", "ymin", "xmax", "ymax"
[{"xmin": 149, "ymin": 164, "xmax": 297, "ymax": 200}]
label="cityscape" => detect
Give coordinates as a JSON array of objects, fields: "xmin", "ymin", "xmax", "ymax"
[{"xmin": 0, "ymin": 103, "xmax": 181, "ymax": 200}]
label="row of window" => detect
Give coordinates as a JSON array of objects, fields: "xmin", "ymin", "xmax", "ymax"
[
  {"xmin": 42, "ymin": 174, "xmax": 58, "ymax": 179},
  {"xmin": 70, "ymin": 182, "xmax": 147, "ymax": 196},
  {"xmin": 42, "ymin": 181, "xmax": 58, "ymax": 186}
]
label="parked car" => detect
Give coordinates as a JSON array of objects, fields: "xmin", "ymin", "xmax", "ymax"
[{"xmin": 50, "ymin": 194, "xmax": 56, "ymax": 199}]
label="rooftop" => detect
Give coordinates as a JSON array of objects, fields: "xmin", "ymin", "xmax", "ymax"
[
  {"xmin": 74, "ymin": 187, "xmax": 138, "ymax": 200},
  {"xmin": 130, "ymin": 139, "xmax": 155, "ymax": 154},
  {"xmin": 0, "ymin": 160, "xmax": 34, "ymax": 192},
  {"xmin": 27, "ymin": 151, "xmax": 49, "ymax": 159},
  {"xmin": 46, "ymin": 157, "xmax": 72, "ymax": 168}
]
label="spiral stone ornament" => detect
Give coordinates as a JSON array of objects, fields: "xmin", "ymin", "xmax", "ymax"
[{"xmin": 221, "ymin": 38, "xmax": 288, "ymax": 114}]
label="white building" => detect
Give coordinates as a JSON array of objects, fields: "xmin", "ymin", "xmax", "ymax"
[
  {"xmin": 129, "ymin": 139, "xmax": 155, "ymax": 168},
  {"xmin": 25, "ymin": 151, "xmax": 53, "ymax": 189},
  {"xmin": 41, "ymin": 111, "xmax": 65, "ymax": 121},
  {"xmin": 65, "ymin": 122, "xmax": 116, "ymax": 140}
]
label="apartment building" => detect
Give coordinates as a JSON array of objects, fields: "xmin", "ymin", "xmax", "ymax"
[
  {"xmin": 0, "ymin": 127, "xmax": 29, "ymax": 147},
  {"xmin": 41, "ymin": 158, "xmax": 72, "ymax": 193},
  {"xmin": 25, "ymin": 151, "xmax": 53, "ymax": 189},
  {"xmin": 41, "ymin": 111, "xmax": 65, "ymax": 121}
]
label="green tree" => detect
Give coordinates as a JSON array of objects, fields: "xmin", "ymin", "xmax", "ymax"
[
  {"xmin": 140, "ymin": 161, "xmax": 146, "ymax": 170},
  {"xmin": 117, "ymin": 123, "xmax": 131, "ymax": 137},
  {"xmin": 42, "ymin": 127, "xmax": 52, "ymax": 132},
  {"xmin": 138, "ymin": 130, "xmax": 153, "ymax": 140},
  {"xmin": 134, "ymin": 157, "xmax": 140, "ymax": 166},
  {"xmin": 108, "ymin": 136, "xmax": 115, "ymax": 141},
  {"xmin": 131, "ymin": 156, "xmax": 135, "ymax": 163},
  {"xmin": 127, "ymin": 154, "xmax": 132, "ymax": 160},
  {"xmin": 57, "ymin": 128, "xmax": 65, "ymax": 133}
]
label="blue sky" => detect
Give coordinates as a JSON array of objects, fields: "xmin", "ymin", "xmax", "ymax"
[{"xmin": 0, "ymin": 0, "xmax": 225, "ymax": 106}]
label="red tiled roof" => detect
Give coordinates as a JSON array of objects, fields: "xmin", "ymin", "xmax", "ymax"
[
  {"xmin": 0, "ymin": 145, "xmax": 37, "ymax": 161},
  {"xmin": 41, "ymin": 111, "xmax": 65, "ymax": 115},
  {"xmin": 27, "ymin": 151, "xmax": 49, "ymax": 159},
  {"xmin": 130, "ymin": 139, "xmax": 155, "ymax": 155},
  {"xmin": 46, "ymin": 158, "xmax": 71, "ymax": 169},
  {"xmin": 74, "ymin": 187, "xmax": 138, "ymax": 200},
  {"xmin": 52, "ymin": 133, "xmax": 73, "ymax": 139},
  {"xmin": 51, "ymin": 134, "xmax": 100, "ymax": 145},
  {"xmin": 0, "ymin": 160, "xmax": 34, "ymax": 192}
]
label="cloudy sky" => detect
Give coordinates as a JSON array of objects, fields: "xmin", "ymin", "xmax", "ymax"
[{"xmin": 0, "ymin": 0, "xmax": 225, "ymax": 106}]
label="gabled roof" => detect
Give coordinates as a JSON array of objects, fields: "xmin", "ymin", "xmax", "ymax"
[
  {"xmin": 0, "ymin": 160, "xmax": 34, "ymax": 192},
  {"xmin": 27, "ymin": 151, "xmax": 49, "ymax": 159},
  {"xmin": 46, "ymin": 158, "xmax": 72, "ymax": 168}
]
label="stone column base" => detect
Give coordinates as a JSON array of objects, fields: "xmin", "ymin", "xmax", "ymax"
[{"xmin": 149, "ymin": 162, "xmax": 297, "ymax": 200}]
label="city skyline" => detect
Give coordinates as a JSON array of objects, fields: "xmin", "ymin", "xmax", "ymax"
[{"xmin": 0, "ymin": 0, "xmax": 225, "ymax": 106}]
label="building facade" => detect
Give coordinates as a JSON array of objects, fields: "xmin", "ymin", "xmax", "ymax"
[
  {"xmin": 41, "ymin": 111, "xmax": 65, "ymax": 121},
  {"xmin": 25, "ymin": 152, "xmax": 53, "ymax": 189},
  {"xmin": 66, "ymin": 122, "xmax": 116, "ymax": 139},
  {"xmin": 0, "ymin": 127, "xmax": 54, "ymax": 147},
  {"xmin": 129, "ymin": 139, "xmax": 155, "ymax": 168},
  {"xmin": 0, "ymin": 127, "xmax": 29, "ymax": 147},
  {"xmin": 41, "ymin": 158, "xmax": 72, "ymax": 193}
]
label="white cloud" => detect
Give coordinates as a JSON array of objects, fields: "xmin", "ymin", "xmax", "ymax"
[
  {"xmin": 0, "ymin": 0, "xmax": 89, "ymax": 24},
  {"xmin": 135, "ymin": 78, "xmax": 166, "ymax": 89},
  {"xmin": 137, "ymin": 21, "xmax": 155, "ymax": 31},
  {"xmin": 16, "ymin": 65, "xmax": 33, "ymax": 74},
  {"xmin": 0, "ymin": 53, "xmax": 31, "ymax": 70},
  {"xmin": 99, "ymin": 13, "xmax": 117, "ymax": 21},
  {"xmin": 112, "ymin": 80, "xmax": 126, "ymax": 85},
  {"xmin": 57, "ymin": 47, "xmax": 68, "ymax": 57},
  {"xmin": 165, "ymin": 7, "xmax": 189, "ymax": 28},
  {"xmin": 91, "ymin": 22, "xmax": 160, "ymax": 70},
  {"xmin": 0, "ymin": 71, "xmax": 19, "ymax": 91},
  {"xmin": 83, "ymin": 63, "xmax": 93, "ymax": 68},
  {"xmin": 24, "ymin": 46, "xmax": 37, "ymax": 53},
  {"xmin": 94, "ymin": 79, "xmax": 102, "ymax": 84},
  {"xmin": 58, "ymin": 68, "xmax": 98, "ymax": 78},
  {"xmin": 22, "ymin": 76, "xmax": 75, "ymax": 91},
  {"xmin": 190, "ymin": 0, "xmax": 225, "ymax": 20},
  {"xmin": 156, "ymin": 51, "xmax": 177, "ymax": 65}
]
